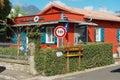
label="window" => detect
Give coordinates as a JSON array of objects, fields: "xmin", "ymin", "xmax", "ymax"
[
  {"xmin": 46, "ymin": 27, "xmax": 55, "ymax": 43},
  {"xmin": 95, "ymin": 27, "xmax": 104, "ymax": 42},
  {"xmin": 95, "ymin": 28, "xmax": 101, "ymax": 41}
]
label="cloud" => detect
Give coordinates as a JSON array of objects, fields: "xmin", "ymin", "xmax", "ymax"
[
  {"xmin": 83, "ymin": 6, "xmax": 115, "ymax": 15},
  {"xmin": 53, "ymin": 0, "xmax": 66, "ymax": 6},
  {"xmin": 83, "ymin": 6, "xmax": 93, "ymax": 10},
  {"xmin": 98, "ymin": 7, "xmax": 115, "ymax": 14},
  {"xmin": 44, "ymin": 0, "xmax": 66, "ymax": 8}
]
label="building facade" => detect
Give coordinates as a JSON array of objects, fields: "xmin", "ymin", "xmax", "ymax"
[{"xmin": 8, "ymin": 4, "xmax": 120, "ymax": 58}]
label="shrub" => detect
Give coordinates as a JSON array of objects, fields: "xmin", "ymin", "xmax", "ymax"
[
  {"xmin": 0, "ymin": 47, "xmax": 18, "ymax": 59},
  {"xmin": 80, "ymin": 43, "xmax": 114, "ymax": 69},
  {"xmin": 0, "ymin": 47, "xmax": 28, "ymax": 59},
  {"xmin": 34, "ymin": 43, "xmax": 114, "ymax": 76}
]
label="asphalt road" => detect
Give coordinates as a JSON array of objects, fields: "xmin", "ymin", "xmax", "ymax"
[
  {"xmin": 54, "ymin": 64, "xmax": 120, "ymax": 80},
  {"xmin": 0, "ymin": 78, "xmax": 6, "ymax": 80}
]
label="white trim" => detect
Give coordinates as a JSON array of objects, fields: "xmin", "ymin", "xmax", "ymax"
[{"xmin": 11, "ymin": 21, "xmax": 59, "ymax": 27}]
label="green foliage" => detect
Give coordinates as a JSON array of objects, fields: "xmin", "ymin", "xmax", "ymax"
[
  {"xmin": 8, "ymin": 6, "xmax": 27, "ymax": 19},
  {"xmin": 0, "ymin": 47, "xmax": 18, "ymax": 59},
  {"xmin": 34, "ymin": 43, "xmax": 114, "ymax": 76},
  {"xmin": 0, "ymin": 0, "xmax": 11, "ymax": 42},
  {"xmin": 0, "ymin": 21, "xmax": 7, "ymax": 42},
  {"xmin": 0, "ymin": 46, "xmax": 28, "ymax": 60},
  {"xmin": 27, "ymin": 26, "xmax": 42, "ymax": 51},
  {"xmin": 80, "ymin": 43, "xmax": 114, "ymax": 69},
  {"xmin": 27, "ymin": 26, "xmax": 41, "ymax": 42},
  {"xmin": 0, "ymin": 0, "xmax": 11, "ymax": 20},
  {"xmin": 34, "ymin": 48, "xmax": 66, "ymax": 76}
]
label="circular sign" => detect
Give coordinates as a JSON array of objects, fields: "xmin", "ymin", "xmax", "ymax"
[
  {"xmin": 54, "ymin": 26, "xmax": 66, "ymax": 38},
  {"xmin": 34, "ymin": 16, "xmax": 39, "ymax": 22}
]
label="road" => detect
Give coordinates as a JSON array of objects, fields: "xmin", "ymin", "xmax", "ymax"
[
  {"xmin": 54, "ymin": 64, "xmax": 120, "ymax": 80},
  {"xmin": 0, "ymin": 78, "xmax": 6, "ymax": 80}
]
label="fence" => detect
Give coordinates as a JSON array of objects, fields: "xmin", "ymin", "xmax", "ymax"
[{"xmin": 0, "ymin": 43, "xmax": 30, "ymax": 60}]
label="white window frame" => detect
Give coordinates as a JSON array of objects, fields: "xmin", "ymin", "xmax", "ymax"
[
  {"xmin": 46, "ymin": 27, "xmax": 55, "ymax": 43},
  {"xmin": 95, "ymin": 28, "xmax": 101, "ymax": 42}
]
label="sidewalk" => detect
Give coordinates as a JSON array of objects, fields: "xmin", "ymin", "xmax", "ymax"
[
  {"xmin": 0, "ymin": 60, "xmax": 120, "ymax": 80},
  {"xmin": 0, "ymin": 69, "xmax": 34, "ymax": 80}
]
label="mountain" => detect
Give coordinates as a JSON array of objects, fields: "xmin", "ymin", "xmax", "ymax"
[{"xmin": 21, "ymin": 5, "xmax": 40, "ymax": 15}]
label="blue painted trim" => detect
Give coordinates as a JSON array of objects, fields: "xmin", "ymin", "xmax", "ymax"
[
  {"xmin": 11, "ymin": 28, "xmax": 18, "ymax": 44},
  {"xmin": 20, "ymin": 28, "xmax": 27, "ymax": 52},
  {"xmin": 117, "ymin": 28, "xmax": 120, "ymax": 42},
  {"xmin": 101, "ymin": 28, "xmax": 104, "ymax": 42},
  {"xmin": 40, "ymin": 27, "xmax": 46, "ymax": 43}
]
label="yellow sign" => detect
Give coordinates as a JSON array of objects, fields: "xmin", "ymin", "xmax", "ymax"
[{"xmin": 66, "ymin": 53, "xmax": 83, "ymax": 57}]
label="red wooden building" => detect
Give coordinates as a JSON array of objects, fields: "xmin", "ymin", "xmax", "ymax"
[{"xmin": 10, "ymin": 4, "xmax": 120, "ymax": 58}]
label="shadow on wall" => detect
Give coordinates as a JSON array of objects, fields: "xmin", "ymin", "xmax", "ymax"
[{"xmin": 0, "ymin": 66, "xmax": 6, "ymax": 73}]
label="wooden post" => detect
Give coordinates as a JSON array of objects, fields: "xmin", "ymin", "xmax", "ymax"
[
  {"xmin": 78, "ymin": 56, "xmax": 80, "ymax": 70},
  {"xmin": 66, "ymin": 57, "xmax": 69, "ymax": 72},
  {"xmin": 78, "ymin": 49, "xmax": 81, "ymax": 70},
  {"xmin": 66, "ymin": 50, "xmax": 70, "ymax": 72},
  {"xmin": 65, "ymin": 47, "xmax": 83, "ymax": 72}
]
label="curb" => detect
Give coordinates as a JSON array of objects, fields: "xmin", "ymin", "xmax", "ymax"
[
  {"xmin": 28, "ymin": 62, "xmax": 120, "ymax": 80},
  {"xmin": 1, "ymin": 62, "xmax": 120, "ymax": 80}
]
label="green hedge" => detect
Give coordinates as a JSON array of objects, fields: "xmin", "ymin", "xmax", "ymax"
[
  {"xmin": 0, "ymin": 47, "xmax": 18, "ymax": 56},
  {"xmin": 34, "ymin": 43, "xmax": 114, "ymax": 76},
  {"xmin": 0, "ymin": 47, "xmax": 28, "ymax": 59}
]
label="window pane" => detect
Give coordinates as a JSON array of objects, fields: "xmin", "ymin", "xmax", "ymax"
[
  {"xmin": 52, "ymin": 28, "xmax": 54, "ymax": 42},
  {"xmin": 48, "ymin": 28, "xmax": 51, "ymax": 42},
  {"xmin": 96, "ymin": 28, "xmax": 101, "ymax": 41},
  {"xmin": 46, "ymin": 27, "xmax": 54, "ymax": 43}
]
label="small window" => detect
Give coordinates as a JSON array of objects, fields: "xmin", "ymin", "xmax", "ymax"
[
  {"xmin": 95, "ymin": 28, "xmax": 101, "ymax": 41},
  {"xmin": 95, "ymin": 27, "xmax": 104, "ymax": 42},
  {"xmin": 46, "ymin": 27, "xmax": 55, "ymax": 43}
]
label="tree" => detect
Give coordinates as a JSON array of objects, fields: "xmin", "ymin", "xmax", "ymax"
[
  {"xmin": 0, "ymin": 0, "xmax": 11, "ymax": 20},
  {"xmin": 0, "ymin": 0, "xmax": 4, "ymax": 9},
  {"xmin": 8, "ymin": 6, "xmax": 27, "ymax": 19},
  {"xmin": 0, "ymin": 0, "xmax": 11, "ymax": 42}
]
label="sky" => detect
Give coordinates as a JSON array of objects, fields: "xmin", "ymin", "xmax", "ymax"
[{"xmin": 10, "ymin": 0, "xmax": 120, "ymax": 14}]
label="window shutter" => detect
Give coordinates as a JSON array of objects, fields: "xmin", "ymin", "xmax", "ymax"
[
  {"xmin": 101, "ymin": 28, "xmax": 104, "ymax": 42},
  {"xmin": 117, "ymin": 29, "xmax": 120, "ymax": 42},
  {"xmin": 40, "ymin": 27, "xmax": 46, "ymax": 43},
  {"xmin": 54, "ymin": 35, "xmax": 57, "ymax": 44},
  {"xmin": 20, "ymin": 29, "xmax": 27, "ymax": 52}
]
